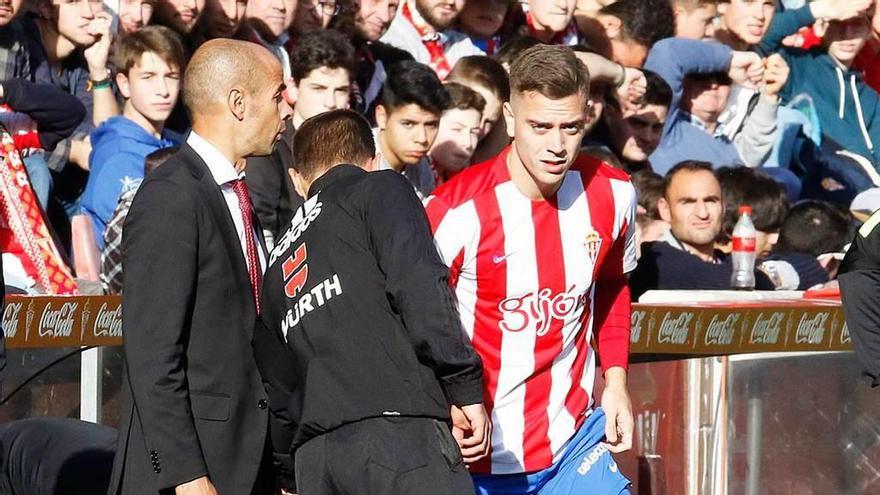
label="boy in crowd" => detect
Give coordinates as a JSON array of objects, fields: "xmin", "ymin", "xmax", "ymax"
[
  {"xmin": 672, "ymin": 0, "xmax": 719, "ymax": 40},
  {"xmin": 429, "ymin": 82, "xmax": 484, "ymax": 184},
  {"xmin": 446, "ymin": 55, "xmax": 509, "ymax": 163},
  {"xmin": 758, "ymin": 1, "xmax": 880, "ymax": 166},
  {"xmin": 715, "ymin": 166, "xmax": 788, "ymax": 258},
  {"xmin": 28, "ymin": 0, "xmax": 117, "ymax": 171},
  {"xmin": 645, "ymin": 37, "xmax": 787, "ymax": 173},
  {"xmin": 591, "ymin": 70, "xmax": 672, "ymax": 172},
  {"xmin": 247, "ymin": 29, "xmax": 355, "ymax": 245},
  {"xmin": 117, "ymin": 0, "xmax": 156, "ymax": 34},
  {"xmin": 374, "ymin": 60, "xmax": 449, "ymax": 198},
  {"xmin": 380, "ymin": 0, "xmax": 482, "ymax": 78},
  {"xmin": 82, "ymin": 25, "xmax": 184, "ymax": 249}
]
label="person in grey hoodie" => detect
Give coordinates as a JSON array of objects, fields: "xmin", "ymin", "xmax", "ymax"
[{"xmin": 757, "ymin": 1, "xmax": 880, "ymax": 167}]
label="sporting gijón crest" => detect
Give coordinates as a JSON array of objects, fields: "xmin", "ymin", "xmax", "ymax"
[{"xmin": 282, "ymin": 244, "xmax": 308, "ymax": 298}]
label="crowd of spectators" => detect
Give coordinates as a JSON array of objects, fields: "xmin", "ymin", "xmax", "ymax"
[{"xmin": 0, "ymin": 0, "xmax": 877, "ymax": 300}]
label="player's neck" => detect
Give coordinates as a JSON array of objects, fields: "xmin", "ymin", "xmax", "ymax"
[{"xmin": 506, "ymin": 147, "xmax": 562, "ymax": 201}]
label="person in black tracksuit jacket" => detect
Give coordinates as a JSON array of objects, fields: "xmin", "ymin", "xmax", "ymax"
[
  {"xmin": 840, "ymin": 212, "xmax": 880, "ymax": 386},
  {"xmin": 252, "ymin": 110, "xmax": 488, "ymax": 495}
]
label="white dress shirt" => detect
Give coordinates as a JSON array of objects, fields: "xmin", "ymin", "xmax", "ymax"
[{"xmin": 187, "ymin": 131, "xmax": 267, "ymax": 273}]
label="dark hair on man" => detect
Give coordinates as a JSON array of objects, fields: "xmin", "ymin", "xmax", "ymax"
[
  {"xmin": 113, "ymin": 25, "xmax": 186, "ymax": 76},
  {"xmin": 144, "ymin": 146, "xmax": 179, "ymax": 175},
  {"xmin": 448, "ymin": 56, "xmax": 511, "ymax": 102},
  {"xmin": 291, "ymin": 29, "xmax": 356, "ymax": 82},
  {"xmin": 599, "ymin": 0, "xmax": 675, "ymax": 48},
  {"xmin": 292, "ymin": 109, "xmax": 376, "ymax": 179},
  {"xmin": 509, "ymin": 44, "xmax": 590, "ymax": 100},
  {"xmin": 632, "ymin": 170, "xmax": 664, "ymax": 220},
  {"xmin": 643, "ymin": 70, "xmax": 673, "ymax": 108},
  {"xmin": 444, "ymin": 82, "xmax": 486, "ymax": 113},
  {"xmin": 662, "ymin": 160, "xmax": 714, "ymax": 197},
  {"xmin": 380, "ymin": 60, "xmax": 451, "ymax": 114},
  {"xmin": 716, "ymin": 166, "xmax": 789, "ymax": 242},
  {"xmin": 775, "ymin": 200, "xmax": 854, "ymax": 256},
  {"xmin": 495, "ymin": 35, "xmax": 542, "ymax": 68}
]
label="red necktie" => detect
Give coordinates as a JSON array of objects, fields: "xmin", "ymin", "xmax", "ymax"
[{"xmin": 232, "ymin": 179, "xmax": 262, "ymax": 315}]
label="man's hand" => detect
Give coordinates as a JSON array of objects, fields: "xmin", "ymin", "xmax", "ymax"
[
  {"xmin": 729, "ymin": 51, "xmax": 764, "ymax": 89},
  {"xmin": 175, "ymin": 476, "xmax": 218, "ymax": 495},
  {"xmin": 450, "ymin": 403, "xmax": 491, "ymax": 463},
  {"xmin": 615, "ymin": 67, "xmax": 647, "ymax": 110},
  {"xmin": 811, "ymin": 0, "xmax": 872, "ymax": 22},
  {"xmin": 600, "ymin": 367, "xmax": 633, "ymax": 454},
  {"xmin": 83, "ymin": 12, "xmax": 113, "ymax": 81},
  {"xmin": 762, "ymin": 54, "xmax": 790, "ymax": 103}
]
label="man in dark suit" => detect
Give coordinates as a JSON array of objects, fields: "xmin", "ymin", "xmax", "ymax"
[{"xmin": 108, "ymin": 38, "xmax": 292, "ymax": 495}]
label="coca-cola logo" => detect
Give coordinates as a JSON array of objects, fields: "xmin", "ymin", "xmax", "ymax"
[
  {"xmin": 498, "ymin": 286, "xmax": 586, "ymax": 336},
  {"xmin": 38, "ymin": 302, "xmax": 77, "ymax": 338},
  {"xmin": 795, "ymin": 313, "xmax": 828, "ymax": 345},
  {"xmin": 2, "ymin": 302, "xmax": 21, "ymax": 339},
  {"xmin": 749, "ymin": 312, "xmax": 783, "ymax": 345},
  {"xmin": 657, "ymin": 312, "xmax": 693, "ymax": 345},
  {"xmin": 631, "ymin": 310, "xmax": 646, "ymax": 344},
  {"xmin": 705, "ymin": 314, "xmax": 738, "ymax": 346},
  {"xmin": 93, "ymin": 302, "xmax": 122, "ymax": 337}
]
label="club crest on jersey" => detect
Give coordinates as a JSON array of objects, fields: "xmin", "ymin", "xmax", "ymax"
[{"xmin": 585, "ymin": 230, "xmax": 602, "ymax": 263}]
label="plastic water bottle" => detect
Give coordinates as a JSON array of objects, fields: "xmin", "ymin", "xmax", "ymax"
[{"xmin": 730, "ymin": 205, "xmax": 756, "ymax": 290}]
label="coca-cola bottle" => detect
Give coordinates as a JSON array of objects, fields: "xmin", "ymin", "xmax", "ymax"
[{"xmin": 730, "ymin": 205, "xmax": 756, "ymax": 290}]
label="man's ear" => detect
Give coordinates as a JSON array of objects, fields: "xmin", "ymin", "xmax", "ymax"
[
  {"xmin": 502, "ymin": 101, "xmax": 515, "ymax": 139},
  {"xmin": 600, "ymin": 14, "xmax": 622, "ymax": 40},
  {"xmin": 116, "ymin": 72, "xmax": 131, "ymax": 99},
  {"xmin": 362, "ymin": 153, "xmax": 379, "ymax": 171},
  {"xmin": 287, "ymin": 168, "xmax": 308, "ymax": 198},
  {"xmin": 228, "ymin": 87, "xmax": 246, "ymax": 121},
  {"xmin": 375, "ymin": 104, "xmax": 388, "ymax": 130},
  {"xmin": 657, "ymin": 197, "xmax": 672, "ymax": 223}
]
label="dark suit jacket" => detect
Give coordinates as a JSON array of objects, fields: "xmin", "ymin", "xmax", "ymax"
[{"xmin": 108, "ymin": 143, "xmax": 271, "ymax": 494}]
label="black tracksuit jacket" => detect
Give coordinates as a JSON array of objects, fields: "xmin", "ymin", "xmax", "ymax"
[{"xmin": 253, "ymin": 164, "xmax": 484, "ymax": 482}]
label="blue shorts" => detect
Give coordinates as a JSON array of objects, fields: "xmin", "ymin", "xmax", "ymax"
[{"xmin": 472, "ymin": 408, "xmax": 631, "ymax": 495}]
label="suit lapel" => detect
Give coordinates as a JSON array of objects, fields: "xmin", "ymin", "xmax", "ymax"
[{"xmin": 180, "ymin": 144, "xmax": 257, "ymax": 331}]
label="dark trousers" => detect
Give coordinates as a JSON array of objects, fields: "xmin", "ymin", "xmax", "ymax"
[{"xmin": 294, "ymin": 416, "xmax": 475, "ymax": 495}]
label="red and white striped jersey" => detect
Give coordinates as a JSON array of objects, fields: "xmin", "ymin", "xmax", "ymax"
[{"xmin": 425, "ymin": 147, "xmax": 637, "ymax": 475}]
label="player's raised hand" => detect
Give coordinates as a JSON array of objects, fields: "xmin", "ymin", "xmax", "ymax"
[{"xmin": 601, "ymin": 367, "xmax": 634, "ymax": 454}]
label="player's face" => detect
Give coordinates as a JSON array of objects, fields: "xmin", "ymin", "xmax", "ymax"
[
  {"xmin": 659, "ymin": 169, "xmax": 723, "ymax": 251},
  {"xmin": 430, "ymin": 107, "xmax": 482, "ymax": 174},
  {"xmin": 675, "ymin": 4, "xmax": 717, "ymax": 40},
  {"xmin": 292, "ymin": 67, "xmax": 351, "ymax": 127},
  {"xmin": 528, "ymin": 0, "xmax": 576, "ymax": 33},
  {"xmin": 377, "ymin": 103, "xmax": 441, "ymax": 166},
  {"xmin": 505, "ymin": 90, "xmax": 590, "ymax": 196},
  {"xmin": 721, "ymin": 0, "xmax": 775, "ymax": 46}
]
